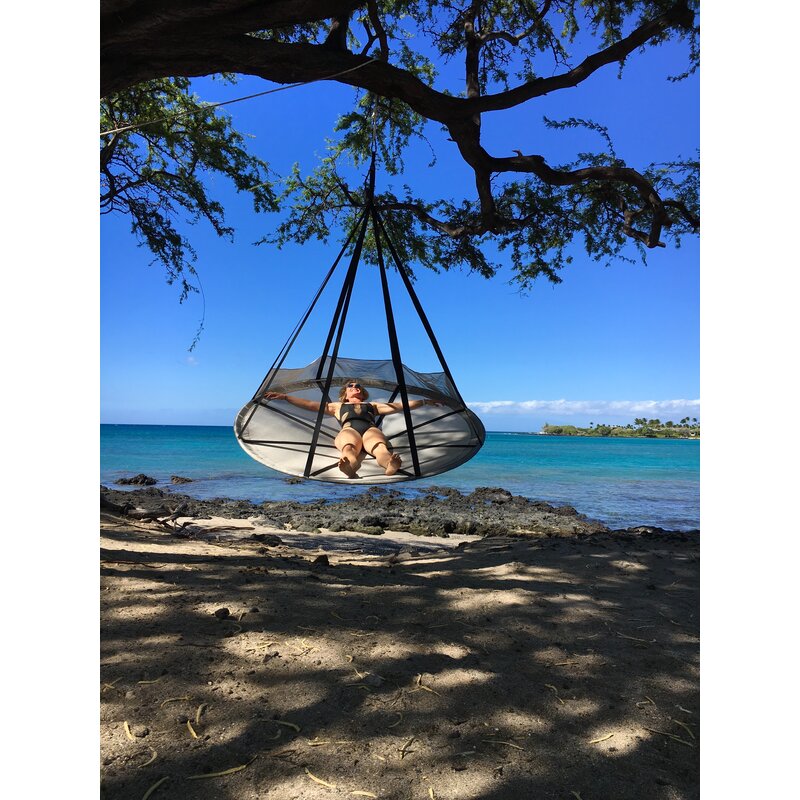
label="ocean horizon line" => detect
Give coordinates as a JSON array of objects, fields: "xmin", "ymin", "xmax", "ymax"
[{"xmin": 99, "ymin": 421, "xmax": 532, "ymax": 434}]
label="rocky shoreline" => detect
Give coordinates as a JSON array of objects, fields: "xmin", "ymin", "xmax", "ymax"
[{"xmin": 100, "ymin": 482, "xmax": 698, "ymax": 541}]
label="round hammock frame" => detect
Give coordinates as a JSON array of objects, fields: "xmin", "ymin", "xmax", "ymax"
[{"xmin": 234, "ymin": 158, "xmax": 485, "ymax": 483}]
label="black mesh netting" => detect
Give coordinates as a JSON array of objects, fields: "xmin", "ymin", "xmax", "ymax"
[{"xmin": 234, "ymin": 356, "xmax": 485, "ymax": 483}]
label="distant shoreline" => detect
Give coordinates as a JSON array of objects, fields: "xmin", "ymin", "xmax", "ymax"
[{"xmin": 531, "ymin": 432, "xmax": 700, "ymax": 440}]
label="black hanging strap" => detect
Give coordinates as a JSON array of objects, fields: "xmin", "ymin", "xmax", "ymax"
[
  {"xmin": 372, "ymin": 206, "xmax": 422, "ymax": 477},
  {"xmin": 373, "ymin": 207, "xmax": 484, "ymax": 445},
  {"xmin": 303, "ymin": 206, "xmax": 371, "ymax": 477}
]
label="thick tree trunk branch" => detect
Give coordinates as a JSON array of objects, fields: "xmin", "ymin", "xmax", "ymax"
[
  {"xmin": 102, "ymin": 1, "xmax": 363, "ymax": 48},
  {"xmin": 378, "ymin": 202, "xmax": 477, "ymax": 237}
]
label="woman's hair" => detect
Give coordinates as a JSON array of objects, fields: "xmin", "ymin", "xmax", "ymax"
[{"xmin": 338, "ymin": 379, "xmax": 369, "ymax": 401}]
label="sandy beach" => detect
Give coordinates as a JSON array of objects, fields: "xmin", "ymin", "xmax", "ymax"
[{"xmin": 100, "ymin": 488, "xmax": 699, "ymax": 799}]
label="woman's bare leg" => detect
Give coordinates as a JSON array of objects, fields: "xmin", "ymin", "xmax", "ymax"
[
  {"xmin": 334, "ymin": 429, "xmax": 363, "ymax": 478},
  {"xmin": 362, "ymin": 429, "xmax": 402, "ymax": 476}
]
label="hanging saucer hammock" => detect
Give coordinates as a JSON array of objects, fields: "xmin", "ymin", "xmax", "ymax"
[{"xmin": 234, "ymin": 158, "xmax": 485, "ymax": 483}]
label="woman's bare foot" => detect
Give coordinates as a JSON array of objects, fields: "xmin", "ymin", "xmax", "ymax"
[
  {"xmin": 384, "ymin": 453, "xmax": 402, "ymax": 476},
  {"xmin": 338, "ymin": 456, "xmax": 358, "ymax": 478}
]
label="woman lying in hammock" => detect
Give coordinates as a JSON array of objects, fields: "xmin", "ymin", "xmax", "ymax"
[{"xmin": 264, "ymin": 379, "xmax": 440, "ymax": 478}]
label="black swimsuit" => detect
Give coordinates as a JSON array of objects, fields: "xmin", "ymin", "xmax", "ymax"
[{"xmin": 337, "ymin": 403, "xmax": 378, "ymax": 435}]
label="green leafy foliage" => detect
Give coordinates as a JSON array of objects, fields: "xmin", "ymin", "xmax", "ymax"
[
  {"xmin": 542, "ymin": 418, "xmax": 699, "ymax": 438},
  {"xmin": 100, "ymin": 77, "xmax": 278, "ymax": 300},
  {"xmin": 100, "ymin": 0, "xmax": 699, "ymax": 294}
]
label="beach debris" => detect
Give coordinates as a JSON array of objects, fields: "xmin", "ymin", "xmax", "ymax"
[
  {"xmin": 194, "ymin": 703, "xmax": 207, "ymax": 725},
  {"xmin": 544, "ymin": 684, "xmax": 565, "ymax": 705},
  {"xmin": 668, "ymin": 717, "xmax": 696, "ymax": 740},
  {"xmin": 570, "ymin": 792, "xmax": 583, "ymax": 800},
  {"xmin": 588, "ymin": 733, "xmax": 615, "ymax": 744},
  {"xmin": 350, "ymin": 792, "xmax": 378, "ymax": 798},
  {"xmin": 187, "ymin": 720, "xmax": 199, "ymax": 739},
  {"xmin": 137, "ymin": 677, "xmax": 163, "ymax": 685},
  {"xmin": 274, "ymin": 719, "xmax": 301, "ymax": 732},
  {"xmin": 304, "ymin": 767, "xmax": 337, "ymax": 788},
  {"xmin": 387, "ymin": 712, "xmax": 403, "ymax": 728},
  {"xmin": 676, "ymin": 705, "xmax": 694, "ymax": 715},
  {"xmin": 140, "ymin": 776, "xmax": 169, "ymax": 800},
  {"xmin": 643, "ymin": 726, "xmax": 695, "ymax": 748},
  {"xmin": 187, "ymin": 758, "xmax": 257, "ymax": 779},
  {"xmin": 615, "ymin": 630, "xmax": 654, "ymax": 645},
  {"xmin": 101, "ymin": 678, "xmax": 123, "ymax": 694},
  {"xmin": 411, "ymin": 674, "xmax": 442, "ymax": 697},
  {"xmin": 123, "ymin": 721, "xmax": 136, "ymax": 741},
  {"xmin": 307, "ymin": 738, "xmax": 352, "ymax": 747},
  {"xmin": 482, "ymin": 739, "xmax": 524, "ymax": 750},
  {"xmin": 160, "ymin": 696, "xmax": 191, "ymax": 708},
  {"xmin": 398, "ymin": 737, "xmax": 416, "ymax": 759},
  {"xmin": 138, "ymin": 747, "xmax": 158, "ymax": 768},
  {"xmin": 428, "ymin": 788, "xmax": 436, "ymax": 800},
  {"xmin": 253, "ymin": 640, "xmax": 281, "ymax": 650}
]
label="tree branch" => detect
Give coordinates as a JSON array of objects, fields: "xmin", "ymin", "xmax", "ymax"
[
  {"xmin": 366, "ymin": 0, "xmax": 389, "ymax": 60},
  {"xmin": 480, "ymin": 0, "xmax": 552, "ymax": 46},
  {"xmin": 465, "ymin": 0, "xmax": 694, "ymax": 114}
]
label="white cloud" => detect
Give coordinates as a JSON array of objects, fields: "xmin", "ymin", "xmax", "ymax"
[{"xmin": 466, "ymin": 399, "xmax": 700, "ymax": 417}]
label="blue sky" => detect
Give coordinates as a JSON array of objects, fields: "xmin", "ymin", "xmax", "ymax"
[{"xmin": 100, "ymin": 27, "xmax": 699, "ymax": 432}]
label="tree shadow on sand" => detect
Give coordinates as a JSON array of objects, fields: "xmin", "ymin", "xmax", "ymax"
[{"xmin": 100, "ymin": 520, "xmax": 699, "ymax": 800}]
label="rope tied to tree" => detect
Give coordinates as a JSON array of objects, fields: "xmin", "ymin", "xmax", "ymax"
[{"xmin": 100, "ymin": 59, "xmax": 380, "ymax": 138}]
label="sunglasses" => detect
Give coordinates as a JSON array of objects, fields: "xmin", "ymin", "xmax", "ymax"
[{"xmin": 346, "ymin": 383, "xmax": 362, "ymax": 389}]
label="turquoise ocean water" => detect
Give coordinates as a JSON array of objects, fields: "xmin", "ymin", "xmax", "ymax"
[{"xmin": 100, "ymin": 425, "xmax": 699, "ymax": 531}]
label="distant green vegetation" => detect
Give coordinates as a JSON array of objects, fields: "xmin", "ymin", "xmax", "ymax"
[{"xmin": 541, "ymin": 417, "xmax": 700, "ymax": 439}]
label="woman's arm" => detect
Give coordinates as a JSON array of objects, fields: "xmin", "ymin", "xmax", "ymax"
[
  {"xmin": 263, "ymin": 392, "xmax": 337, "ymax": 416},
  {"xmin": 373, "ymin": 399, "xmax": 441, "ymax": 416}
]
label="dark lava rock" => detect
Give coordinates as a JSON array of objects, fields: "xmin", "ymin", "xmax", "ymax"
[
  {"xmin": 312, "ymin": 555, "xmax": 330, "ymax": 567},
  {"xmin": 100, "ymin": 484, "xmax": 694, "ymax": 540},
  {"xmin": 552, "ymin": 505, "xmax": 579, "ymax": 516},
  {"xmin": 170, "ymin": 475, "xmax": 193, "ymax": 484},
  {"xmin": 361, "ymin": 526, "xmax": 385, "ymax": 535},
  {"xmin": 116, "ymin": 474, "xmax": 157, "ymax": 486},
  {"xmin": 251, "ymin": 533, "xmax": 283, "ymax": 546},
  {"xmin": 470, "ymin": 487, "xmax": 514, "ymax": 503},
  {"xmin": 213, "ymin": 608, "xmax": 230, "ymax": 619}
]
